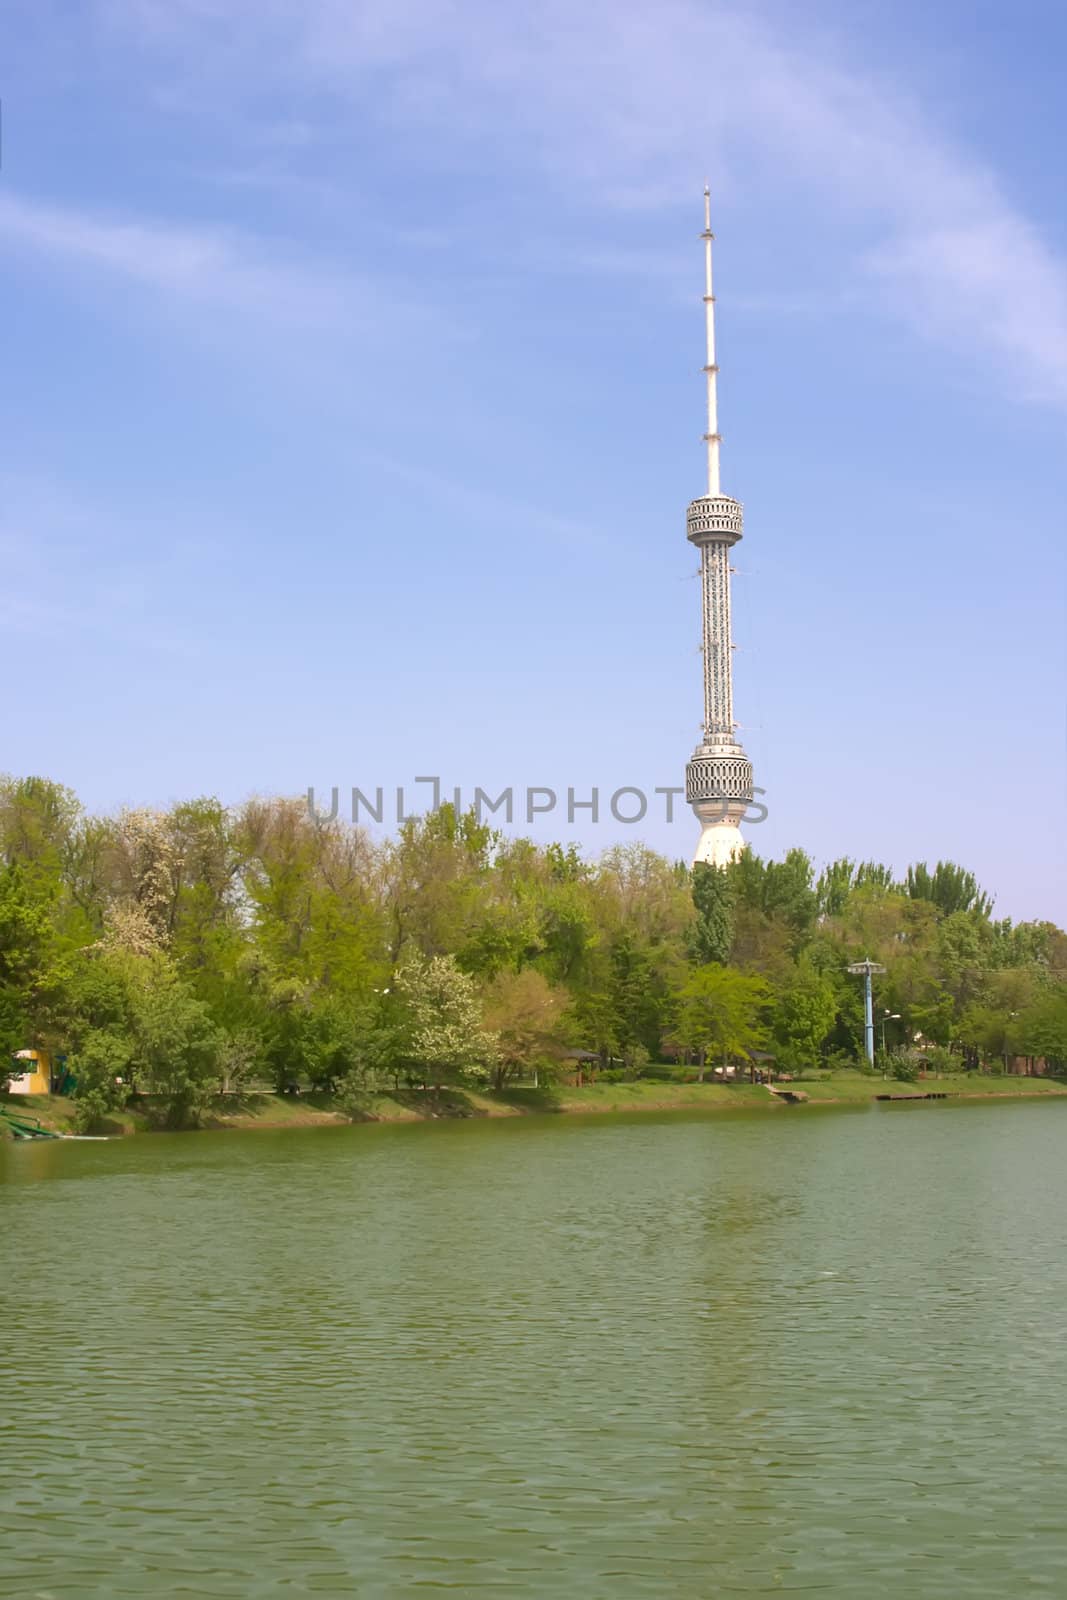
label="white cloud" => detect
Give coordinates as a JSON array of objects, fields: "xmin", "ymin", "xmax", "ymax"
[
  {"xmin": 870, "ymin": 220, "xmax": 1067, "ymax": 405},
  {"xmin": 99, "ymin": 0, "xmax": 1067, "ymax": 405},
  {"xmin": 0, "ymin": 189, "xmax": 373, "ymax": 331}
]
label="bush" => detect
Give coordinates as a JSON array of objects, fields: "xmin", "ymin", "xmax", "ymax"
[
  {"xmin": 70, "ymin": 1087, "xmax": 119, "ymax": 1135},
  {"xmin": 823, "ymin": 1049, "xmax": 861, "ymax": 1074},
  {"xmin": 621, "ymin": 1043, "xmax": 651, "ymax": 1079},
  {"xmin": 890, "ymin": 1051, "xmax": 921, "ymax": 1083}
]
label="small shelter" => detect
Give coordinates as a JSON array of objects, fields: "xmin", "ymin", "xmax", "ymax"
[
  {"xmin": 749, "ymin": 1049, "xmax": 777, "ymax": 1082},
  {"xmin": 8, "ymin": 1050, "xmax": 52, "ymax": 1095},
  {"xmin": 562, "ymin": 1049, "xmax": 599, "ymax": 1086}
]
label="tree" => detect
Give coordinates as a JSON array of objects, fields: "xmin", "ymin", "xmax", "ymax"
[
  {"xmin": 101, "ymin": 808, "xmax": 181, "ymax": 951},
  {"xmin": 66, "ymin": 1030, "xmax": 133, "ymax": 1132},
  {"xmin": 605, "ymin": 933, "xmax": 678, "ymax": 1065},
  {"xmin": 36, "ymin": 944, "xmax": 134, "ymax": 1063},
  {"xmin": 906, "ymin": 862, "xmax": 992, "ymax": 920},
  {"xmin": 481, "ymin": 968, "xmax": 565, "ymax": 1089},
  {"xmin": 0, "ymin": 863, "xmax": 55, "ymax": 1055},
  {"xmin": 597, "ymin": 844, "xmax": 695, "ymax": 950},
  {"xmin": 937, "ymin": 911, "xmax": 995, "ymax": 1012},
  {"xmin": 536, "ymin": 885, "xmax": 595, "ymax": 983},
  {"xmin": 958, "ymin": 1001, "xmax": 1014, "ymax": 1069},
  {"xmin": 772, "ymin": 961, "xmax": 838, "ymax": 1071},
  {"xmin": 125, "ymin": 954, "xmax": 221, "ymax": 1127},
  {"xmin": 853, "ymin": 861, "xmax": 897, "ymax": 894},
  {"xmin": 566, "ymin": 957, "xmax": 622, "ymax": 1071},
  {"xmin": 0, "ymin": 775, "xmax": 81, "ymax": 898},
  {"xmin": 1017, "ymin": 987, "xmax": 1067, "ymax": 1071},
  {"xmin": 690, "ymin": 863, "xmax": 734, "ymax": 964},
  {"xmin": 816, "ymin": 858, "xmax": 857, "ymax": 920},
  {"xmin": 731, "ymin": 847, "xmax": 817, "ymax": 943},
  {"xmin": 392, "ymin": 951, "xmax": 499, "ymax": 1097},
  {"xmin": 762, "ymin": 849, "xmax": 819, "ymax": 940},
  {"xmin": 253, "ymin": 986, "xmax": 367, "ymax": 1093},
  {"xmin": 385, "ymin": 804, "xmax": 496, "ymax": 961},
  {"xmin": 672, "ymin": 965, "xmax": 770, "ymax": 1080}
]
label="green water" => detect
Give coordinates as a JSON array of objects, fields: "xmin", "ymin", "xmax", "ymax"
[{"xmin": 3, "ymin": 1101, "xmax": 1066, "ymax": 1597}]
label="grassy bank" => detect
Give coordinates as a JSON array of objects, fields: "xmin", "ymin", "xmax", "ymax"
[
  {"xmin": 526, "ymin": 1073, "xmax": 1067, "ymax": 1114},
  {"xmin": 4, "ymin": 1070, "xmax": 1067, "ymax": 1139}
]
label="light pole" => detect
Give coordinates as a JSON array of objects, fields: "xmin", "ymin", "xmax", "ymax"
[
  {"xmin": 880, "ymin": 1011, "xmax": 901, "ymax": 1063},
  {"xmin": 848, "ymin": 958, "xmax": 887, "ymax": 1067}
]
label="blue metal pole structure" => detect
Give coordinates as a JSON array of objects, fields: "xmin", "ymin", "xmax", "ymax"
[{"xmin": 848, "ymin": 959, "xmax": 886, "ymax": 1068}]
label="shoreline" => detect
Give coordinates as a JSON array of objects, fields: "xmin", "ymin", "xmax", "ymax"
[{"xmin": 5, "ymin": 1072, "xmax": 1067, "ymax": 1139}]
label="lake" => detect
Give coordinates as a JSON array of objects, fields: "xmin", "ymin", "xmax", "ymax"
[{"xmin": 3, "ymin": 1100, "xmax": 1066, "ymax": 1597}]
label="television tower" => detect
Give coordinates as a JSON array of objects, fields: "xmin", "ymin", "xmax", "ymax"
[{"xmin": 685, "ymin": 187, "xmax": 754, "ymax": 868}]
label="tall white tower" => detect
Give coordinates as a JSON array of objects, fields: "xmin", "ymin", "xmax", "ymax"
[{"xmin": 685, "ymin": 187, "xmax": 754, "ymax": 868}]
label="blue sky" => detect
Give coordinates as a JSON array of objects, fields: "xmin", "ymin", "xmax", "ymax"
[{"xmin": 3, "ymin": 0, "xmax": 1065, "ymax": 922}]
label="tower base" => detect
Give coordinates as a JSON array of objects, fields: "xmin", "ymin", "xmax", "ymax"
[{"xmin": 692, "ymin": 821, "xmax": 745, "ymax": 869}]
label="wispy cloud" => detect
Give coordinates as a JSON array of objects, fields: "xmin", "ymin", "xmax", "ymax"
[
  {"xmin": 870, "ymin": 219, "xmax": 1067, "ymax": 405},
  {"xmin": 101, "ymin": 0, "xmax": 1067, "ymax": 406},
  {"xmin": 0, "ymin": 189, "xmax": 375, "ymax": 331}
]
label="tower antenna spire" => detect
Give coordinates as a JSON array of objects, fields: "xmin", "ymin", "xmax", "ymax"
[
  {"xmin": 702, "ymin": 184, "xmax": 721, "ymax": 497},
  {"xmin": 684, "ymin": 185, "xmax": 753, "ymax": 869}
]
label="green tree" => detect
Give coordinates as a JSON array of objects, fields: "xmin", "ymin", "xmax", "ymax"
[
  {"xmin": 816, "ymin": 858, "xmax": 857, "ymax": 920},
  {"xmin": 906, "ymin": 862, "xmax": 992, "ymax": 919},
  {"xmin": 385, "ymin": 804, "xmax": 496, "ymax": 961},
  {"xmin": 482, "ymin": 967, "xmax": 565, "ymax": 1089},
  {"xmin": 772, "ymin": 961, "xmax": 838, "ymax": 1071},
  {"xmin": 1018, "ymin": 987, "xmax": 1067, "ymax": 1071},
  {"xmin": 853, "ymin": 861, "xmax": 897, "ymax": 894},
  {"xmin": 672, "ymin": 965, "xmax": 770, "ymax": 1080},
  {"xmin": 67, "ymin": 1030, "xmax": 133, "ymax": 1132},
  {"xmin": 0, "ymin": 863, "xmax": 55, "ymax": 1055},
  {"xmin": 0, "ymin": 775, "xmax": 81, "ymax": 902},
  {"xmin": 690, "ymin": 863, "xmax": 734, "ymax": 964},
  {"xmin": 605, "ymin": 933, "xmax": 676, "ymax": 1065},
  {"xmin": 125, "ymin": 954, "xmax": 221, "ymax": 1127}
]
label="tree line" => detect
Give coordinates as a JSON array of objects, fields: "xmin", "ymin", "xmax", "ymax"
[{"xmin": 1, "ymin": 775, "xmax": 1065, "ymax": 1129}]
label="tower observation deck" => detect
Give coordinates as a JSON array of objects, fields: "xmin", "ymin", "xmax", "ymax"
[{"xmin": 684, "ymin": 188, "xmax": 754, "ymax": 868}]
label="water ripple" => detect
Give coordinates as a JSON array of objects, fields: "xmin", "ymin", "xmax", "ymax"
[{"xmin": 2, "ymin": 1104, "xmax": 1067, "ymax": 1596}]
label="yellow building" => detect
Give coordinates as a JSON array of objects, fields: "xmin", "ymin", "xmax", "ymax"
[{"xmin": 8, "ymin": 1050, "xmax": 51, "ymax": 1095}]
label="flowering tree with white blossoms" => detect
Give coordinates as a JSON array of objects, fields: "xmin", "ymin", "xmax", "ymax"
[{"xmin": 393, "ymin": 951, "xmax": 499, "ymax": 1097}]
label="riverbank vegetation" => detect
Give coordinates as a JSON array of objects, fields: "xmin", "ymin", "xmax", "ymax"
[
  {"xmin": 1, "ymin": 776, "xmax": 1065, "ymax": 1132},
  {"xmin": 10, "ymin": 1070, "xmax": 1067, "ymax": 1141}
]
